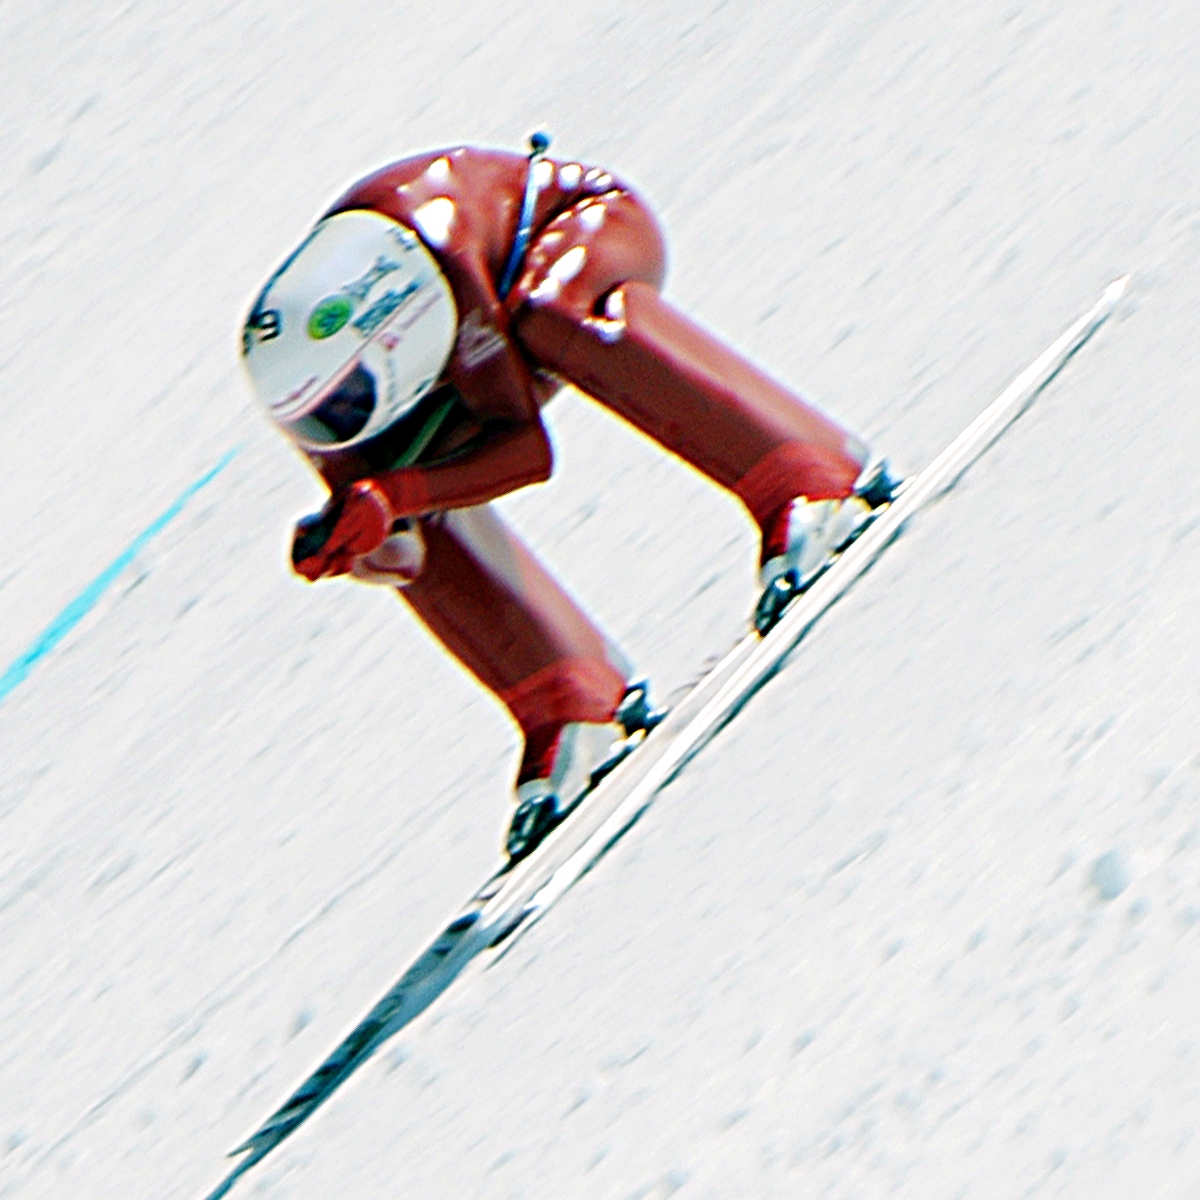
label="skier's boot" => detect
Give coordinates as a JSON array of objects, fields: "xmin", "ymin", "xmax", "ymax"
[
  {"xmin": 754, "ymin": 459, "xmax": 904, "ymax": 635},
  {"xmin": 505, "ymin": 679, "xmax": 666, "ymax": 864}
]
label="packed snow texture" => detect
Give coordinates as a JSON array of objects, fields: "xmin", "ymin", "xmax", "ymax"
[{"xmin": 3, "ymin": 1, "xmax": 1200, "ymax": 1196}]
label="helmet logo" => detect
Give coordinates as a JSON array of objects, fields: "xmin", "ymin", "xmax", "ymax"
[
  {"xmin": 343, "ymin": 255, "xmax": 401, "ymax": 302},
  {"xmin": 307, "ymin": 255, "xmax": 404, "ymax": 340},
  {"xmin": 308, "ymin": 296, "xmax": 353, "ymax": 340},
  {"xmin": 352, "ymin": 278, "xmax": 422, "ymax": 337}
]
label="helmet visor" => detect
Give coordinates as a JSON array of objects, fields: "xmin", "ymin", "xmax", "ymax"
[{"xmin": 289, "ymin": 363, "xmax": 377, "ymax": 447}]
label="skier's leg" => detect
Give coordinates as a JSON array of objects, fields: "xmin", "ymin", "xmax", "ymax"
[
  {"xmin": 397, "ymin": 504, "xmax": 630, "ymax": 784},
  {"xmin": 510, "ymin": 191, "xmax": 874, "ymax": 560}
]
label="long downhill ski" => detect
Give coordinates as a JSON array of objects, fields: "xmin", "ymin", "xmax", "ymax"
[{"xmin": 204, "ymin": 275, "xmax": 1128, "ymax": 1200}]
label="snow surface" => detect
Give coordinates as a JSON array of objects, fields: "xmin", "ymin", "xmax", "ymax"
[{"xmin": 3, "ymin": 1, "xmax": 1200, "ymax": 1196}]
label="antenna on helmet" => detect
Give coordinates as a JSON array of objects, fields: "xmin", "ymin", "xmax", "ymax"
[{"xmin": 499, "ymin": 131, "xmax": 552, "ymax": 300}]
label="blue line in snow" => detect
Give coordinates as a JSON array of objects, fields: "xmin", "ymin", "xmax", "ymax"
[{"xmin": 0, "ymin": 448, "xmax": 238, "ymax": 708}]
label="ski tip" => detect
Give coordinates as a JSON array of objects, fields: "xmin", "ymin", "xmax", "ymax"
[{"xmin": 1103, "ymin": 274, "xmax": 1131, "ymax": 307}]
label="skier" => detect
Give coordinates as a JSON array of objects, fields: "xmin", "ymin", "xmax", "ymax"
[{"xmin": 241, "ymin": 138, "xmax": 898, "ymax": 861}]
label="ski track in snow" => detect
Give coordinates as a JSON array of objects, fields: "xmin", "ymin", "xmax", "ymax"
[{"xmin": 3, "ymin": 1, "xmax": 1200, "ymax": 1197}]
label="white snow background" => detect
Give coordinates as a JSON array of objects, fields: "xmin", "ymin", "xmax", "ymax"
[{"xmin": 3, "ymin": 1, "xmax": 1199, "ymax": 1196}]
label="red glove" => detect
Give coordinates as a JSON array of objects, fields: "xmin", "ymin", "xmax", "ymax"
[{"xmin": 292, "ymin": 480, "xmax": 395, "ymax": 581}]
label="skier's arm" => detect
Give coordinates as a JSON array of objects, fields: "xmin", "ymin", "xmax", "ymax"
[
  {"xmin": 371, "ymin": 417, "xmax": 552, "ymax": 518},
  {"xmin": 292, "ymin": 419, "xmax": 552, "ymax": 580}
]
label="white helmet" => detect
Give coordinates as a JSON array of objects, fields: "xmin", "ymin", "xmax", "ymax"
[{"xmin": 241, "ymin": 210, "xmax": 457, "ymax": 451}]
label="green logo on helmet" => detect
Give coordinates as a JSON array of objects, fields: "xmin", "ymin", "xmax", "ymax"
[{"xmin": 308, "ymin": 296, "xmax": 353, "ymax": 340}]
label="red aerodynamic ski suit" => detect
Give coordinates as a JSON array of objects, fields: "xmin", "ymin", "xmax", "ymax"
[{"xmin": 295, "ymin": 146, "xmax": 868, "ymax": 779}]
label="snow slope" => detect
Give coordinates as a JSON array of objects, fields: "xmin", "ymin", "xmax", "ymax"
[{"xmin": 3, "ymin": 1, "xmax": 1199, "ymax": 1196}]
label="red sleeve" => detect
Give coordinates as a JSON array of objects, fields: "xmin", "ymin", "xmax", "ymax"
[{"xmin": 368, "ymin": 419, "xmax": 553, "ymax": 518}]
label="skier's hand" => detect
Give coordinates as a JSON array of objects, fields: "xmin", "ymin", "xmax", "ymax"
[
  {"xmin": 349, "ymin": 520, "xmax": 426, "ymax": 587},
  {"xmin": 292, "ymin": 480, "xmax": 394, "ymax": 581}
]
